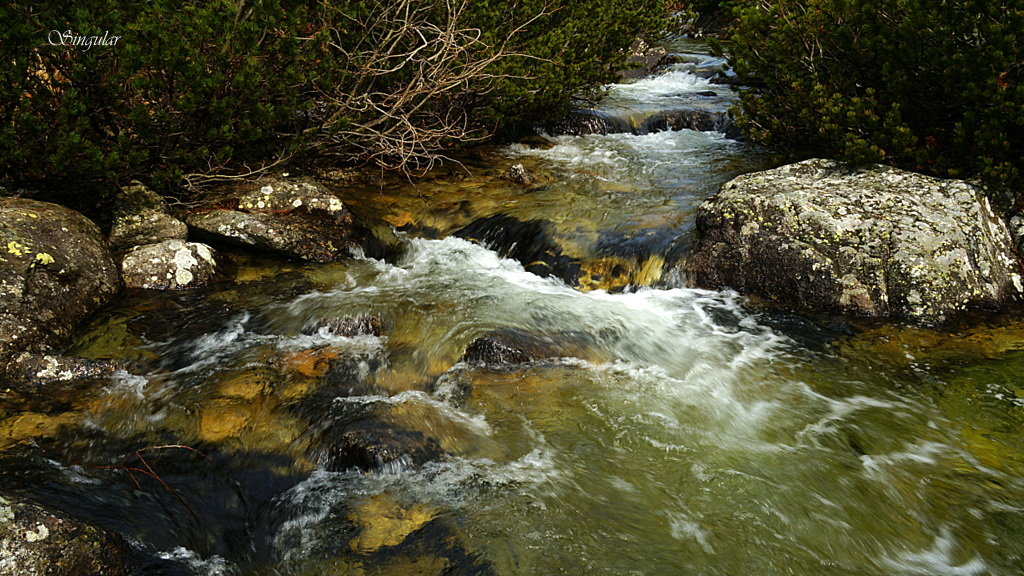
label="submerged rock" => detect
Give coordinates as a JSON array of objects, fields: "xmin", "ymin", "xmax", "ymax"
[
  {"xmin": 455, "ymin": 215, "xmax": 581, "ymax": 284},
  {"xmin": 461, "ymin": 336, "xmax": 535, "ymax": 365},
  {"xmin": 0, "ymin": 198, "xmax": 120, "ymax": 365},
  {"xmin": 686, "ymin": 159, "xmax": 1024, "ymax": 320},
  {"xmin": 301, "ymin": 315, "xmax": 383, "ymax": 338},
  {"xmin": 120, "ymin": 239, "xmax": 219, "ymax": 290},
  {"xmin": 0, "ymin": 495, "xmax": 130, "ymax": 576},
  {"xmin": 108, "ymin": 181, "xmax": 188, "ymax": 251},
  {"xmin": 327, "ymin": 423, "xmax": 443, "ymax": 473},
  {"xmin": 459, "ymin": 328, "xmax": 607, "ymax": 366},
  {"xmin": 187, "ymin": 176, "xmax": 355, "ymax": 262}
]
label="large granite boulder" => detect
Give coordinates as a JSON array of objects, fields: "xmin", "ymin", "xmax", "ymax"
[
  {"xmin": 685, "ymin": 159, "xmax": 1024, "ymax": 320},
  {"xmin": 0, "ymin": 495, "xmax": 130, "ymax": 576},
  {"xmin": 0, "ymin": 198, "xmax": 120, "ymax": 364},
  {"xmin": 187, "ymin": 176, "xmax": 355, "ymax": 262}
]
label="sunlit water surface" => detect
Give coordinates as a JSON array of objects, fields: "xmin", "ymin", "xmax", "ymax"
[{"xmin": 1, "ymin": 43, "xmax": 1022, "ymax": 576}]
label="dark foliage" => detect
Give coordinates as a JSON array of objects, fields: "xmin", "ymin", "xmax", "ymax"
[
  {"xmin": 725, "ymin": 0, "xmax": 1024, "ymax": 200},
  {"xmin": 0, "ymin": 0, "xmax": 666, "ymax": 203}
]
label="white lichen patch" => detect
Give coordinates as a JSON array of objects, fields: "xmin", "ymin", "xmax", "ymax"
[
  {"xmin": 122, "ymin": 240, "xmax": 218, "ymax": 290},
  {"xmin": 23, "ymin": 523, "xmax": 49, "ymax": 542}
]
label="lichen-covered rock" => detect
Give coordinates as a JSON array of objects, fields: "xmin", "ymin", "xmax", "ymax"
[
  {"xmin": 499, "ymin": 163, "xmax": 535, "ymax": 186},
  {"xmin": 0, "ymin": 198, "xmax": 121, "ymax": 364},
  {"xmin": 186, "ymin": 176, "xmax": 355, "ymax": 262},
  {"xmin": 120, "ymin": 239, "xmax": 218, "ymax": 290},
  {"xmin": 2, "ymin": 353, "xmax": 127, "ymax": 395},
  {"xmin": 0, "ymin": 495, "xmax": 130, "ymax": 576},
  {"xmin": 108, "ymin": 181, "xmax": 187, "ymax": 251},
  {"xmin": 685, "ymin": 159, "xmax": 1024, "ymax": 320},
  {"xmin": 237, "ymin": 177, "xmax": 347, "ymax": 214}
]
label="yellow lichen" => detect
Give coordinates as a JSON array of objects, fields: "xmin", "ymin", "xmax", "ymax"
[
  {"xmin": 34, "ymin": 252, "xmax": 55, "ymax": 265},
  {"xmin": 7, "ymin": 241, "xmax": 28, "ymax": 256}
]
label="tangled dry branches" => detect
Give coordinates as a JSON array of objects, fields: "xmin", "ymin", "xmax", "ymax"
[{"xmin": 311, "ymin": 0, "xmax": 550, "ymax": 174}]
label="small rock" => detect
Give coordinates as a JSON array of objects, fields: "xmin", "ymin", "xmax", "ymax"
[
  {"xmin": 301, "ymin": 315, "xmax": 383, "ymax": 338},
  {"xmin": 108, "ymin": 181, "xmax": 187, "ymax": 251},
  {"xmin": 120, "ymin": 239, "xmax": 219, "ymax": 290},
  {"xmin": 321, "ymin": 421, "xmax": 444, "ymax": 473},
  {"xmin": 461, "ymin": 336, "xmax": 535, "ymax": 365},
  {"xmin": 499, "ymin": 164, "xmax": 535, "ymax": 187}
]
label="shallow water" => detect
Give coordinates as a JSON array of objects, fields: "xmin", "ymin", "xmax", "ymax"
[{"xmin": 1, "ymin": 44, "xmax": 1023, "ymax": 576}]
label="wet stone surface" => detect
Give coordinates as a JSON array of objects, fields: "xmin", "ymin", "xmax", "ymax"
[
  {"xmin": 0, "ymin": 495, "xmax": 130, "ymax": 576},
  {"xmin": 687, "ymin": 159, "xmax": 1024, "ymax": 320}
]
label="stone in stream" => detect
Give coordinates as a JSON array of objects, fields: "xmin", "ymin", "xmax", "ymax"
[
  {"xmin": 547, "ymin": 107, "xmax": 739, "ymax": 138},
  {"xmin": 618, "ymin": 38, "xmax": 669, "ymax": 80},
  {"xmin": 312, "ymin": 406, "xmax": 444, "ymax": 474},
  {"xmin": 186, "ymin": 176, "xmax": 356, "ymax": 263},
  {"xmin": 120, "ymin": 239, "xmax": 219, "ymax": 290},
  {"xmin": 0, "ymin": 198, "xmax": 121, "ymax": 368},
  {"xmin": 2, "ymin": 353, "xmax": 128, "ymax": 397},
  {"xmin": 455, "ymin": 214, "xmax": 581, "ymax": 285},
  {"xmin": 459, "ymin": 328, "xmax": 610, "ymax": 367},
  {"xmin": 107, "ymin": 181, "xmax": 188, "ymax": 252},
  {"xmin": 499, "ymin": 163, "xmax": 536, "ymax": 187},
  {"xmin": 301, "ymin": 315, "xmax": 383, "ymax": 338},
  {"xmin": 685, "ymin": 159, "xmax": 1024, "ymax": 321},
  {"xmin": 0, "ymin": 495, "xmax": 131, "ymax": 576}
]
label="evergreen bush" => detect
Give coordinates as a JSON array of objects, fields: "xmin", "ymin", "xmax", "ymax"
[
  {"xmin": 726, "ymin": 0, "xmax": 1024, "ymax": 200},
  {"xmin": 0, "ymin": 0, "xmax": 666, "ymax": 203}
]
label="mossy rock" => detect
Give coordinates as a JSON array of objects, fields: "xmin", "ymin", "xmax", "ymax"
[{"xmin": 0, "ymin": 198, "xmax": 120, "ymax": 366}]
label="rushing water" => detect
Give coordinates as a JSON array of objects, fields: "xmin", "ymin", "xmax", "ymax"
[{"xmin": 2, "ymin": 44, "xmax": 1024, "ymax": 576}]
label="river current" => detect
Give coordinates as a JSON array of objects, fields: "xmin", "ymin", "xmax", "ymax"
[{"xmin": 1, "ymin": 43, "xmax": 1022, "ymax": 576}]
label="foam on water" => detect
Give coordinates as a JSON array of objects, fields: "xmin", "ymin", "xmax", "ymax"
[
  {"xmin": 505, "ymin": 129, "xmax": 740, "ymax": 183},
  {"xmin": 607, "ymin": 68, "xmax": 717, "ymax": 101},
  {"xmin": 156, "ymin": 547, "xmax": 236, "ymax": 576},
  {"xmin": 883, "ymin": 528, "xmax": 989, "ymax": 576}
]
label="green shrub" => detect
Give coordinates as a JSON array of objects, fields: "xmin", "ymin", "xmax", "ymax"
[
  {"xmin": 726, "ymin": 0, "xmax": 1024, "ymax": 198},
  {"xmin": 1, "ymin": 1, "xmax": 314, "ymax": 203},
  {"xmin": 0, "ymin": 0, "xmax": 666, "ymax": 202}
]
